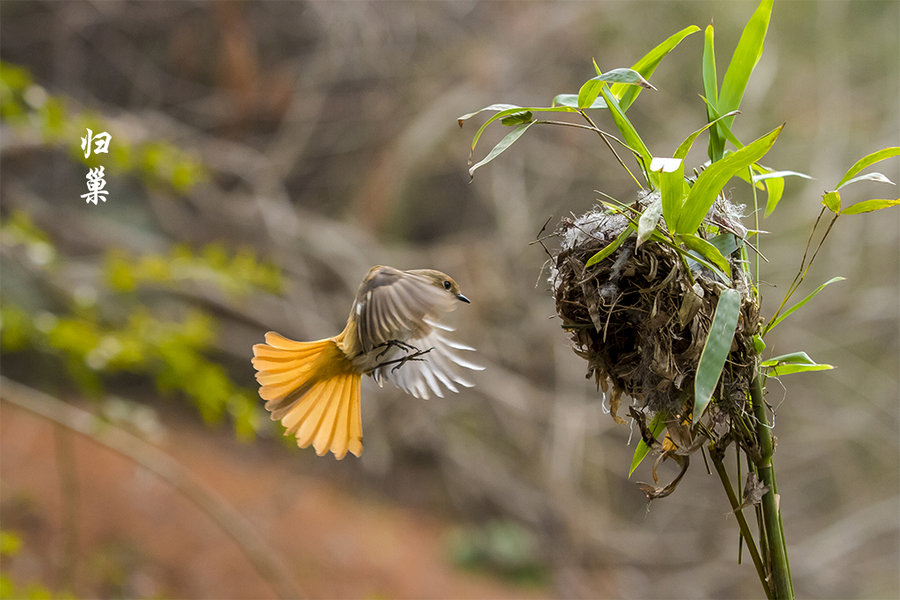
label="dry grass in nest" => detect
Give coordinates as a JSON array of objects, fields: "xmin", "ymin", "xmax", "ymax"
[{"xmin": 546, "ymin": 196, "xmax": 761, "ymax": 464}]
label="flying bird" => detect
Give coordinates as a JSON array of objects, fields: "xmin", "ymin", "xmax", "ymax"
[{"xmin": 252, "ymin": 265, "xmax": 483, "ymax": 459}]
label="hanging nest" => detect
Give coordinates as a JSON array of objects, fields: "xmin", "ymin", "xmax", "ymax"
[{"xmin": 546, "ymin": 192, "xmax": 762, "ymax": 497}]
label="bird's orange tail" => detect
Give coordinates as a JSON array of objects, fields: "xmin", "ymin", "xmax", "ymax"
[{"xmin": 252, "ymin": 331, "xmax": 362, "ymax": 459}]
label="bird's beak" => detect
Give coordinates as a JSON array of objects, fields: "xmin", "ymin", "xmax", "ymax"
[{"xmin": 456, "ymin": 293, "xmax": 470, "ymax": 304}]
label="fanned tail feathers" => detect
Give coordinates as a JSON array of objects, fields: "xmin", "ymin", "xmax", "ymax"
[{"xmin": 252, "ymin": 331, "xmax": 362, "ymax": 459}]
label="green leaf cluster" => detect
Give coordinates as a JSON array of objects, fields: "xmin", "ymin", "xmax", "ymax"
[
  {"xmin": 0, "ymin": 213, "xmax": 283, "ymax": 440},
  {"xmin": 0, "ymin": 61, "xmax": 207, "ymax": 193},
  {"xmin": 0, "ymin": 530, "xmax": 77, "ymax": 599}
]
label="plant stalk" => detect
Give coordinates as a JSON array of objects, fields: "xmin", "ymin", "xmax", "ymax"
[
  {"xmin": 750, "ymin": 373, "xmax": 794, "ymax": 599},
  {"xmin": 711, "ymin": 451, "xmax": 772, "ymax": 599}
]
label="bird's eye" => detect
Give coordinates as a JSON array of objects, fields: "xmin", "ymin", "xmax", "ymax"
[{"xmin": 443, "ymin": 280, "xmax": 452, "ymax": 290}]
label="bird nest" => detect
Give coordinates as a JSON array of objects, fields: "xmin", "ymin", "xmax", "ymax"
[{"xmin": 546, "ymin": 194, "xmax": 761, "ymax": 494}]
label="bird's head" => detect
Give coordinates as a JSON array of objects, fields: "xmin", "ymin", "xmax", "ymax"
[{"xmin": 408, "ymin": 269, "xmax": 470, "ymax": 303}]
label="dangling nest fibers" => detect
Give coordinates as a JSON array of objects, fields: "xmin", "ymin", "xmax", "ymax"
[{"xmin": 547, "ymin": 192, "xmax": 761, "ymax": 490}]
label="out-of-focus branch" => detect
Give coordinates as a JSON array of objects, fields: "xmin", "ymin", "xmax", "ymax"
[{"xmin": 0, "ymin": 376, "xmax": 304, "ymax": 600}]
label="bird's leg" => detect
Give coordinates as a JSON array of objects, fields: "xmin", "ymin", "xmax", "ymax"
[
  {"xmin": 374, "ymin": 339, "xmax": 420, "ymax": 360},
  {"xmin": 383, "ymin": 347, "xmax": 434, "ymax": 373},
  {"xmin": 371, "ymin": 339, "xmax": 435, "ymax": 373}
]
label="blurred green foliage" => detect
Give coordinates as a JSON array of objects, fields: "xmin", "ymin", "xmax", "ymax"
[
  {"xmin": 447, "ymin": 519, "xmax": 547, "ymax": 585},
  {"xmin": 0, "ymin": 530, "xmax": 76, "ymax": 599},
  {"xmin": 1, "ymin": 61, "xmax": 288, "ymax": 441},
  {"xmin": 0, "ymin": 60, "xmax": 206, "ymax": 192},
  {"xmin": 1, "ymin": 213, "xmax": 281, "ymax": 440}
]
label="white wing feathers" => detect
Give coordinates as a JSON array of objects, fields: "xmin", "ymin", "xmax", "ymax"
[
  {"xmin": 350, "ymin": 267, "xmax": 483, "ymax": 399},
  {"xmin": 372, "ymin": 328, "xmax": 484, "ymax": 399}
]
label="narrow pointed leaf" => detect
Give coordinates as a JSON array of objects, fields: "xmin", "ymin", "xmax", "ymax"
[
  {"xmin": 703, "ymin": 24, "xmax": 724, "ymax": 161},
  {"xmin": 465, "ymin": 105, "xmax": 577, "ymax": 154},
  {"xmin": 693, "ymin": 288, "xmax": 741, "ymax": 422},
  {"xmin": 501, "ymin": 111, "xmax": 533, "ymax": 126},
  {"xmin": 652, "ymin": 157, "xmax": 686, "ymax": 231},
  {"xmin": 578, "ymin": 68, "xmax": 654, "ymax": 109},
  {"xmin": 761, "ymin": 352, "xmax": 833, "ymax": 376},
  {"xmin": 614, "ymin": 25, "xmax": 700, "ymax": 111},
  {"xmin": 468, "ymin": 121, "xmax": 535, "ymax": 179},
  {"xmin": 599, "ymin": 85, "xmax": 655, "ymax": 186},
  {"xmin": 678, "ymin": 233, "xmax": 732, "ymax": 278},
  {"xmin": 765, "ymin": 363, "xmax": 834, "ymax": 376},
  {"xmin": 629, "ymin": 412, "xmax": 668, "ymax": 476},
  {"xmin": 553, "ymin": 94, "xmax": 607, "ymax": 109},
  {"xmin": 675, "ymin": 125, "xmax": 782, "ymax": 234},
  {"xmin": 761, "ymin": 351, "xmax": 816, "ymax": 366},
  {"xmin": 840, "ymin": 198, "xmax": 900, "ymax": 215},
  {"xmin": 718, "ymin": 0, "xmax": 773, "ymax": 123},
  {"xmin": 586, "ymin": 225, "xmax": 634, "ymax": 268},
  {"xmin": 837, "ymin": 172, "xmax": 895, "ymax": 188},
  {"xmin": 458, "ymin": 103, "xmax": 522, "ymax": 126},
  {"xmin": 636, "ymin": 194, "xmax": 664, "ymax": 247},
  {"xmin": 702, "ymin": 96, "xmax": 745, "ymax": 149},
  {"xmin": 675, "ymin": 110, "xmax": 740, "ymax": 160},
  {"xmin": 749, "ymin": 168, "xmax": 812, "ymax": 216},
  {"xmin": 764, "ymin": 276, "xmax": 844, "ymax": 334},
  {"xmin": 835, "ymin": 146, "xmax": 900, "ymax": 189}
]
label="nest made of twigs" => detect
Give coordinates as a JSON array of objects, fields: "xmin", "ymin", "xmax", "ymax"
[{"xmin": 547, "ymin": 193, "xmax": 761, "ymax": 452}]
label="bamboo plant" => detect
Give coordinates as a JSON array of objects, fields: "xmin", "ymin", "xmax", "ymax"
[{"xmin": 459, "ymin": 1, "xmax": 899, "ymax": 597}]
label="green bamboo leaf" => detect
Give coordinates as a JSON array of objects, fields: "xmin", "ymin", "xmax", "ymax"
[
  {"xmin": 760, "ymin": 351, "xmax": 816, "ymax": 366},
  {"xmin": 578, "ymin": 68, "xmax": 655, "ymax": 110},
  {"xmin": 702, "ymin": 97, "xmax": 745, "ymax": 149},
  {"xmin": 678, "ymin": 233, "xmax": 732, "ymax": 278},
  {"xmin": 500, "ymin": 111, "xmax": 533, "ymax": 126},
  {"xmin": 822, "ymin": 190, "xmax": 842, "ymax": 214},
  {"xmin": 764, "ymin": 276, "xmax": 845, "ymax": 335},
  {"xmin": 718, "ymin": 0, "xmax": 773, "ymax": 128},
  {"xmin": 468, "ymin": 121, "xmax": 536, "ymax": 179},
  {"xmin": 598, "ymin": 85, "xmax": 655, "ymax": 187},
  {"xmin": 675, "ymin": 110, "xmax": 740, "ymax": 160},
  {"xmin": 614, "ymin": 25, "xmax": 700, "ymax": 112},
  {"xmin": 636, "ymin": 194, "xmax": 663, "ymax": 248},
  {"xmin": 675, "ymin": 125, "xmax": 782, "ymax": 234},
  {"xmin": 840, "ymin": 198, "xmax": 900, "ymax": 215},
  {"xmin": 458, "ymin": 103, "xmax": 522, "ymax": 126},
  {"xmin": 761, "ymin": 352, "xmax": 834, "ymax": 376},
  {"xmin": 652, "ymin": 157, "xmax": 686, "ymax": 229},
  {"xmin": 585, "ymin": 225, "xmax": 634, "ymax": 268},
  {"xmin": 765, "ymin": 363, "xmax": 833, "ymax": 376},
  {"xmin": 709, "ymin": 231, "xmax": 740, "ymax": 257},
  {"xmin": 750, "ymin": 168, "xmax": 812, "ymax": 216},
  {"xmin": 693, "ymin": 288, "xmax": 741, "ymax": 422},
  {"xmin": 464, "ymin": 105, "xmax": 577, "ymax": 154},
  {"xmin": 837, "ymin": 172, "xmax": 895, "ymax": 188},
  {"xmin": 629, "ymin": 412, "xmax": 668, "ymax": 477},
  {"xmin": 703, "ymin": 24, "xmax": 725, "ymax": 161},
  {"xmin": 752, "ymin": 334, "xmax": 766, "ymax": 354},
  {"xmin": 835, "ymin": 146, "xmax": 900, "ymax": 189},
  {"xmin": 552, "ymin": 94, "xmax": 607, "ymax": 109}
]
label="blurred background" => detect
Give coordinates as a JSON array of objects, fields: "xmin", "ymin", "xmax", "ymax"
[{"xmin": 1, "ymin": 1, "xmax": 897, "ymax": 598}]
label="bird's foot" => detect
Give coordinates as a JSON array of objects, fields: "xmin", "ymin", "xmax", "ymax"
[
  {"xmin": 375, "ymin": 339, "xmax": 421, "ymax": 360},
  {"xmin": 374, "ymin": 346, "xmax": 435, "ymax": 373}
]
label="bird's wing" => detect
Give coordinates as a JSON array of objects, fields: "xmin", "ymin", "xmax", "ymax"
[
  {"xmin": 350, "ymin": 266, "xmax": 483, "ymax": 398},
  {"xmin": 373, "ymin": 324, "xmax": 485, "ymax": 399},
  {"xmin": 353, "ymin": 266, "xmax": 458, "ymax": 353}
]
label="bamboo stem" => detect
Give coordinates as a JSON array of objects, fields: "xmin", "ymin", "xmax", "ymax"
[
  {"xmin": 711, "ymin": 451, "xmax": 772, "ymax": 599},
  {"xmin": 750, "ymin": 374, "xmax": 794, "ymax": 599}
]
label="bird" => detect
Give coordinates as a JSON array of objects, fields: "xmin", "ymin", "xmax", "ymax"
[{"xmin": 251, "ymin": 265, "xmax": 483, "ymax": 459}]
